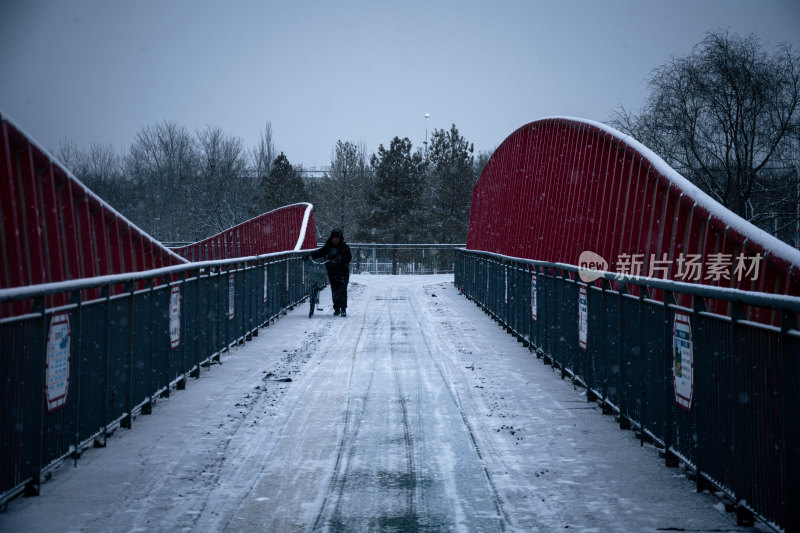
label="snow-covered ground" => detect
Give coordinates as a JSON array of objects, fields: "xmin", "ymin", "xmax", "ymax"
[{"xmin": 0, "ymin": 275, "xmax": 752, "ymax": 532}]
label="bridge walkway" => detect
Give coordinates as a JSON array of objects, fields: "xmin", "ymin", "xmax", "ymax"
[{"xmin": 0, "ymin": 276, "xmax": 747, "ymax": 532}]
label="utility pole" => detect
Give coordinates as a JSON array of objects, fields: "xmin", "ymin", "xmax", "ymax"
[{"xmin": 424, "ymin": 113, "xmax": 430, "ymax": 153}]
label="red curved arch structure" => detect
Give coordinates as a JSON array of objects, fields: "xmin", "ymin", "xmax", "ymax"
[
  {"xmin": 467, "ymin": 117, "xmax": 800, "ymax": 323},
  {"xmin": 1, "ymin": 111, "xmax": 316, "ymax": 312},
  {"xmin": 0, "ymin": 112, "xmax": 187, "ymax": 296},
  {"xmin": 170, "ymin": 203, "xmax": 317, "ymax": 261}
]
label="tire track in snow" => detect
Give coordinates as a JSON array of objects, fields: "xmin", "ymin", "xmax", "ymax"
[
  {"xmin": 405, "ymin": 284, "xmax": 511, "ymax": 531},
  {"xmin": 386, "ymin": 287, "xmax": 419, "ymax": 527},
  {"xmin": 311, "ymin": 295, "xmax": 377, "ymax": 531}
]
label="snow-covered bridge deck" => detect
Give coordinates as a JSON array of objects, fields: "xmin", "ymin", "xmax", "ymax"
[{"xmin": 0, "ymin": 276, "xmax": 747, "ymax": 532}]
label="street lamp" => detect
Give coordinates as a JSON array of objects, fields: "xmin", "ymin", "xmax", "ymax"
[{"xmin": 424, "ymin": 113, "xmax": 430, "ymax": 151}]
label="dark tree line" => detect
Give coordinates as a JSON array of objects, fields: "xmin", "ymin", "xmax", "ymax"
[
  {"xmin": 58, "ymin": 120, "xmax": 488, "ymax": 245},
  {"xmin": 58, "ymin": 121, "xmax": 307, "ymax": 243},
  {"xmin": 308, "ymin": 125, "xmax": 489, "ymax": 244}
]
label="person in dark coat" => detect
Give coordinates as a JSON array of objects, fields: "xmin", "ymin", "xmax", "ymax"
[{"xmin": 305, "ymin": 228, "xmax": 352, "ymax": 316}]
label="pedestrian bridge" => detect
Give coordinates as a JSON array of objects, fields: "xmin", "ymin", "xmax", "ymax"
[
  {"xmin": 1, "ymin": 113, "xmax": 798, "ymax": 532},
  {"xmin": 0, "ymin": 275, "xmax": 757, "ymax": 532}
]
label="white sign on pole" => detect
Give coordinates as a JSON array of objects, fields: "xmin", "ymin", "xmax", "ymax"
[
  {"xmin": 46, "ymin": 313, "xmax": 70, "ymax": 412},
  {"xmin": 228, "ymin": 273, "xmax": 235, "ymax": 320},
  {"xmin": 673, "ymin": 313, "xmax": 694, "ymax": 410},
  {"xmin": 169, "ymin": 286, "xmax": 181, "ymax": 349},
  {"xmin": 578, "ymin": 287, "xmax": 588, "ymax": 350},
  {"xmin": 531, "ymin": 273, "xmax": 537, "ymax": 321}
]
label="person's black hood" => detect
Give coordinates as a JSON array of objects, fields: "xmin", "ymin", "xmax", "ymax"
[{"xmin": 330, "ymin": 228, "xmax": 344, "ymax": 240}]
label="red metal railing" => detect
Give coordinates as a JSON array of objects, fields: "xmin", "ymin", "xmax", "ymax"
[
  {"xmin": 0, "ymin": 112, "xmax": 187, "ymax": 313},
  {"xmin": 169, "ymin": 203, "xmax": 317, "ymax": 260},
  {"xmin": 1, "ymin": 112, "xmax": 318, "ymax": 317},
  {"xmin": 467, "ymin": 117, "xmax": 800, "ymax": 325}
]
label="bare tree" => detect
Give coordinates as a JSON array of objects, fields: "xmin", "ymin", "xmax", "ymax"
[
  {"xmin": 313, "ymin": 140, "xmax": 370, "ymax": 238},
  {"xmin": 250, "ymin": 121, "xmax": 277, "ymax": 215},
  {"xmin": 611, "ymin": 31, "xmax": 800, "ymax": 242},
  {"xmin": 56, "ymin": 139, "xmax": 83, "ymax": 173},
  {"xmin": 125, "ymin": 121, "xmax": 199, "ymax": 241},
  {"xmin": 57, "ymin": 140, "xmax": 128, "ymax": 212},
  {"xmin": 195, "ymin": 126, "xmax": 252, "ymax": 237}
]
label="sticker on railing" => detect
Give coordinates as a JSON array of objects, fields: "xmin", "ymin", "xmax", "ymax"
[
  {"xmin": 228, "ymin": 273, "xmax": 235, "ymax": 320},
  {"xmin": 673, "ymin": 313, "xmax": 694, "ymax": 410},
  {"xmin": 46, "ymin": 313, "xmax": 70, "ymax": 412},
  {"xmin": 169, "ymin": 286, "xmax": 181, "ymax": 349},
  {"xmin": 578, "ymin": 287, "xmax": 588, "ymax": 350},
  {"xmin": 531, "ymin": 273, "xmax": 537, "ymax": 321}
]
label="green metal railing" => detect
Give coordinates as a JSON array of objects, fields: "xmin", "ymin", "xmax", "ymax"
[
  {"xmin": 0, "ymin": 251, "xmax": 316, "ymax": 507},
  {"xmin": 455, "ymin": 248, "xmax": 799, "ymax": 533}
]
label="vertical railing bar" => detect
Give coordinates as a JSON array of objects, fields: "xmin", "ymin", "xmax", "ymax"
[
  {"xmin": 780, "ymin": 307, "xmax": 798, "ymax": 533},
  {"xmin": 121, "ymin": 281, "xmax": 134, "ymax": 429}
]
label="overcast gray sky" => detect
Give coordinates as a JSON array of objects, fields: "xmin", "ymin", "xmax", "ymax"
[{"xmin": 1, "ymin": 0, "xmax": 799, "ymax": 169}]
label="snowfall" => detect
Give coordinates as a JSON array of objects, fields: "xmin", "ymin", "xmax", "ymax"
[{"xmin": 0, "ymin": 275, "xmax": 757, "ymax": 532}]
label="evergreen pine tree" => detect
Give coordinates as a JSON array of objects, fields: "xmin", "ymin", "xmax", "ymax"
[
  {"xmin": 367, "ymin": 137, "xmax": 424, "ymax": 243},
  {"xmin": 426, "ymin": 124, "xmax": 476, "ymax": 243},
  {"xmin": 259, "ymin": 152, "xmax": 307, "ymax": 211}
]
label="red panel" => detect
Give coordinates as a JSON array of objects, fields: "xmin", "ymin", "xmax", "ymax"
[
  {"xmin": 168, "ymin": 203, "xmax": 316, "ymax": 260},
  {"xmin": 0, "ymin": 123, "xmax": 26, "ymax": 288},
  {"xmin": 58, "ymin": 179, "xmax": 81, "ymax": 280},
  {"xmin": 562, "ymin": 124, "xmax": 583, "ymax": 262},
  {"xmin": 93, "ymin": 206, "xmax": 111, "ymax": 277},
  {"xmin": 17, "ymin": 146, "xmax": 47, "ymax": 285},
  {"xmin": 0, "ymin": 114, "xmax": 188, "ymax": 304},
  {"xmin": 595, "ymin": 134, "xmax": 616, "ymax": 259},
  {"xmin": 107, "ymin": 216, "xmax": 123, "ymax": 275},
  {"xmin": 40, "ymin": 165, "xmax": 67, "ymax": 306},
  {"xmin": 466, "ymin": 117, "xmax": 800, "ymax": 325}
]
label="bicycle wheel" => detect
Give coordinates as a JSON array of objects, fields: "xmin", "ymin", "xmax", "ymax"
[{"xmin": 308, "ymin": 287, "xmax": 317, "ymax": 317}]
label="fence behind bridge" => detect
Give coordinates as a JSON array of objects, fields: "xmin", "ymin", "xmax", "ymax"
[
  {"xmin": 455, "ymin": 248, "xmax": 799, "ymax": 533},
  {"xmin": 347, "ymin": 243, "xmax": 463, "ymax": 275},
  {"xmin": 0, "ymin": 251, "xmax": 322, "ymax": 508}
]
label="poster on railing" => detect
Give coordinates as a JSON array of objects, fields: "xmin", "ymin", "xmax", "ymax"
[
  {"xmin": 169, "ymin": 286, "xmax": 181, "ymax": 349},
  {"xmin": 673, "ymin": 313, "xmax": 694, "ymax": 410},
  {"xmin": 531, "ymin": 273, "xmax": 537, "ymax": 321},
  {"xmin": 46, "ymin": 313, "xmax": 70, "ymax": 412},
  {"xmin": 228, "ymin": 273, "xmax": 235, "ymax": 320},
  {"xmin": 578, "ymin": 287, "xmax": 588, "ymax": 350}
]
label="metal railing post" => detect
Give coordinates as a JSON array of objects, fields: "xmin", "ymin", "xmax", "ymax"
[
  {"xmin": 663, "ymin": 290, "xmax": 678, "ymax": 466},
  {"xmin": 24, "ymin": 296, "xmax": 47, "ymax": 497},
  {"xmin": 70, "ymin": 290, "xmax": 83, "ymax": 463},
  {"xmin": 121, "ymin": 281, "xmax": 134, "ymax": 429},
  {"xmin": 96, "ymin": 284, "xmax": 111, "ymax": 447},
  {"xmin": 731, "ymin": 301, "xmax": 755, "ymax": 526},
  {"xmin": 617, "ymin": 282, "xmax": 631, "ymax": 430},
  {"xmin": 781, "ymin": 309, "xmax": 798, "ymax": 533}
]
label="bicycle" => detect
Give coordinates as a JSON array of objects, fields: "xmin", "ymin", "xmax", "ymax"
[{"xmin": 307, "ymin": 258, "xmax": 329, "ymax": 318}]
